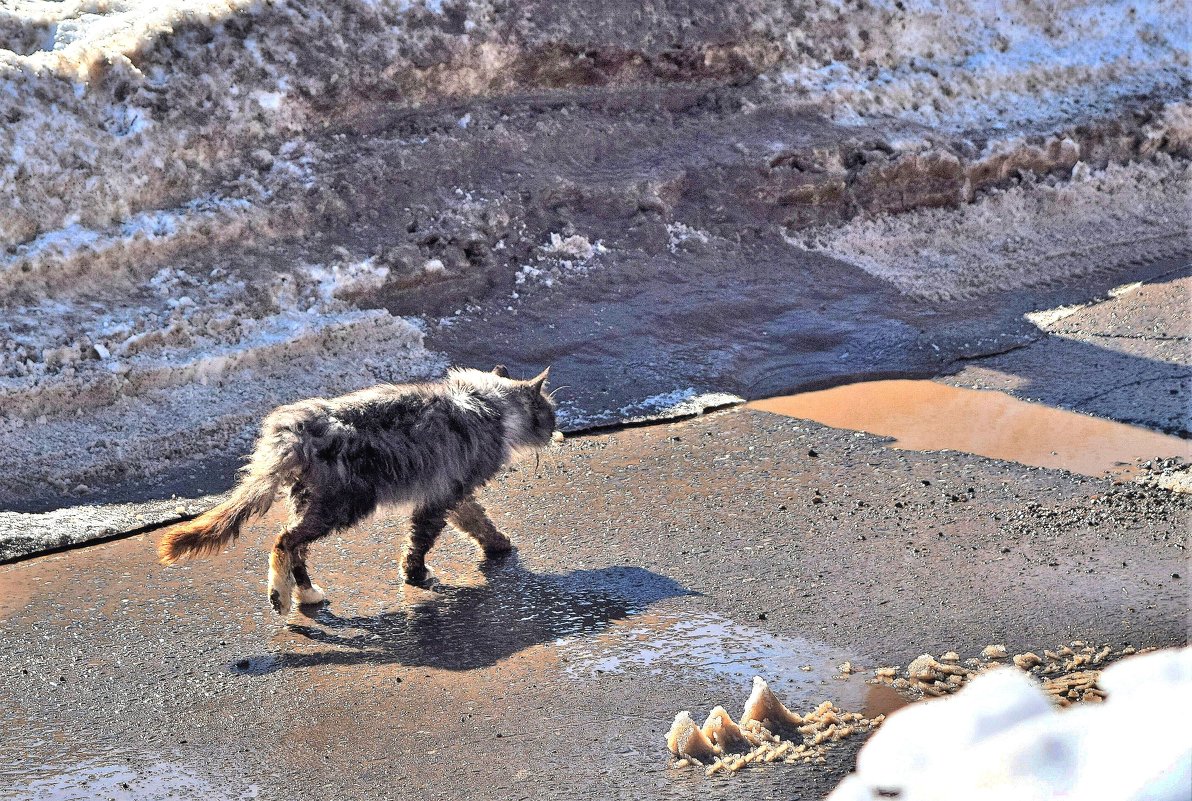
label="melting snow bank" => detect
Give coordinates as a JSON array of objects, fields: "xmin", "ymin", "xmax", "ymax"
[
  {"xmin": 0, "ymin": 310, "xmax": 441, "ymax": 506},
  {"xmin": 0, "ymin": 252, "xmax": 443, "ymax": 507},
  {"xmin": 795, "ymin": 156, "xmax": 1192, "ymax": 301},
  {"xmin": 2, "ymin": 0, "xmax": 1188, "ymax": 250},
  {"xmin": 0, "ymin": 496, "xmax": 218, "ymax": 563},
  {"xmin": 829, "ymin": 647, "xmax": 1191, "ymax": 801},
  {"xmin": 558, "ymin": 389, "xmax": 744, "ymax": 432},
  {"xmin": 777, "ymin": 0, "xmax": 1191, "ymax": 133}
]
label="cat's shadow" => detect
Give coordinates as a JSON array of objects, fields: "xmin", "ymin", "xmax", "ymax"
[{"xmin": 241, "ymin": 556, "xmax": 693, "ymax": 674}]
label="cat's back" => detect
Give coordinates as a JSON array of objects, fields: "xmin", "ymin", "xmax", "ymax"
[
  {"xmin": 320, "ymin": 382, "xmax": 440, "ymax": 431},
  {"xmin": 329, "ymin": 380, "xmax": 503, "ymax": 433}
]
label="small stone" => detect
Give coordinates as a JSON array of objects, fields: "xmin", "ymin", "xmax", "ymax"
[
  {"xmin": 1013, "ymin": 652, "xmax": 1042, "ymax": 670},
  {"xmin": 907, "ymin": 654, "xmax": 941, "ymax": 681},
  {"xmin": 235, "ymin": 659, "xmax": 250, "ymax": 670}
]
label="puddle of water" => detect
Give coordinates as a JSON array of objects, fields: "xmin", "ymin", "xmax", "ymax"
[
  {"xmin": 260, "ymin": 559, "xmax": 692, "ymax": 679},
  {"xmin": 748, "ymin": 379, "xmax": 1191, "ymax": 478},
  {"xmin": 1, "ymin": 753, "xmax": 257, "ymax": 801},
  {"xmin": 554, "ymin": 611, "xmax": 882, "ymax": 712}
]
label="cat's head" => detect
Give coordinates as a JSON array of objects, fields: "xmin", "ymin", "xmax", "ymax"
[{"xmin": 495, "ymin": 364, "xmax": 557, "ymax": 447}]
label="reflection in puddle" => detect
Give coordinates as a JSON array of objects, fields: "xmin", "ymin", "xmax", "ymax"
[
  {"xmin": 862, "ymin": 682, "xmax": 911, "ymax": 719},
  {"xmin": 3, "ymin": 753, "xmax": 257, "ymax": 801},
  {"xmin": 555, "ymin": 612, "xmax": 881, "ymax": 711},
  {"xmin": 749, "ymin": 379, "xmax": 1190, "ymax": 477},
  {"xmin": 268, "ymin": 561, "xmax": 690, "ymax": 674}
]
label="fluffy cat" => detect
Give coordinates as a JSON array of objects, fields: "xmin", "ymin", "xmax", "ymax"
[{"xmin": 157, "ymin": 365, "xmax": 556, "ymax": 614}]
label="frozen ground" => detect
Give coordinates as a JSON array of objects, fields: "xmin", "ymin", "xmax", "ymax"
[{"xmin": 1, "ymin": 1, "xmax": 1190, "ymax": 523}]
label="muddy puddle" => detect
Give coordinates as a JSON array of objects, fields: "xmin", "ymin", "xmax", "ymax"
[{"xmin": 748, "ymin": 379, "xmax": 1191, "ymax": 478}]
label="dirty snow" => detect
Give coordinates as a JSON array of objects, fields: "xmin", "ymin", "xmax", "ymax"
[
  {"xmin": 779, "ymin": 0, "xmax": 1191, "ymax": 133},
  {"xmin": 514, "ymin": 233, "xmax": 607, "ymax": 291},
  {"xmin": 795, "ymin": 157, "xmax": 1192, "ymax": 301}
]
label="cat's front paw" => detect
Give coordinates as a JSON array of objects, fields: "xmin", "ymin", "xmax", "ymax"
[
  {"xmin": 403, "ymin": 565, "xmax": 435, "ymax": 588},
  {"xmin": 481, "ymin": 539, "xmax": 515, "ymax": 559}
]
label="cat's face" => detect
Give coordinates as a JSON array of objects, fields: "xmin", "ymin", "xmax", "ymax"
[
  {"xmin": 495, "ymin": 364, "xmax": 556, "ymax": 447},
  {"xmin": 525, "ymin": 382, "xmax": 557, "ymax": 445},
  {"xmin": 520, "ymin": 367, "xmax": 556, "ymax": 446}
]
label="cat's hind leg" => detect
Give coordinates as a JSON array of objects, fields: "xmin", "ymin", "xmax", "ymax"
[
  {"xmin": 291, "ymin": 542, "xmax": 327, "ymax": 607},
  {"xmin": 267, "ymin": 535, "xmax": 297, "ymax": 615},
  {"xmin": 282, "ymin": 486, "xmax": 327, "ymax": 609},
  {"xmin": 268, "ymin": 515, "xmax": 332, "ymax": 616},
  {"xmin": 401, "ymin": 505, "xmax": 448, "ymax": 586},
  {"xmin": 448, "ymin": 494, "xmax": 513, "ymax": 558}
]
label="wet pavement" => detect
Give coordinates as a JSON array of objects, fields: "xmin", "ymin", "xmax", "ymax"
[
  {"xmin": 2, "ymin": 404, "xmax": 1187, "ymax": 800},
  {"xmin": 943, "ymin": 269, "xmax": 1192, "ymax": 438}
]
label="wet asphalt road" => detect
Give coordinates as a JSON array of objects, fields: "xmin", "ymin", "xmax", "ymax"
[{"xmin": 2, "ymin": 404, "xmax": 1187, "ymax": 800}]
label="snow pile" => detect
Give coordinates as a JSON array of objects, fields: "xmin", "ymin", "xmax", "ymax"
[
  {"xmin": 0, "ymin": 0, "xmax": 480, "ymax": 250},
  {"xmin": 778, "ymin": 0, "xmax": 1191, "ymax": 133},
  {"xmin": 6, "ymin": 0, "xmax": 1183, "ymax": 255},
  {"xmin": 796, "ymin": 156, "xmax": 1192, "ymax": 300},
  {"xmin": 829, "ymin": 647, "xmax": 1191, "ymax": 801},
  {"xmin": 0, "ymin": 248, "xmax": 441, "ymax": 504}
]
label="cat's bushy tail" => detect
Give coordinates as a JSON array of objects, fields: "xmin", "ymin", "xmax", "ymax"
[{"xmin": 157, "ymin": 414, "xmax": 304, "ymax": 564}]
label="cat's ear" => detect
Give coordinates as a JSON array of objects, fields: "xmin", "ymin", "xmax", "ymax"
[
  {"xmin": 492, "ymin": 364, "xmax": 509, "ymax": 378},
  {"xmin": 529, "ymin": 367, "xmax": 550, "ymax": 392}
]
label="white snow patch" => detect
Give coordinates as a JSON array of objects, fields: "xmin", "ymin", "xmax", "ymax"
[
  {"xmin": 541, "ymin": 233, "xmax": 607, "ymax": 262},
  {"xmin": 302, "ymin": 257, "xmax": 391, "ymax": 304},
  {"xmin": 666, "ymin": 222, "xmax": 712, "ymax": 254},
  {"xmin": 513, "ymin": 233, "xmax": 608, "ymax": 291},
  {"xmin": 829, "ymin": 647, "xmax": 1192, "ymax": 801},
  {"xmin": 780, "ymin": 0, "xmax": 1192, "ymax": 133}
]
